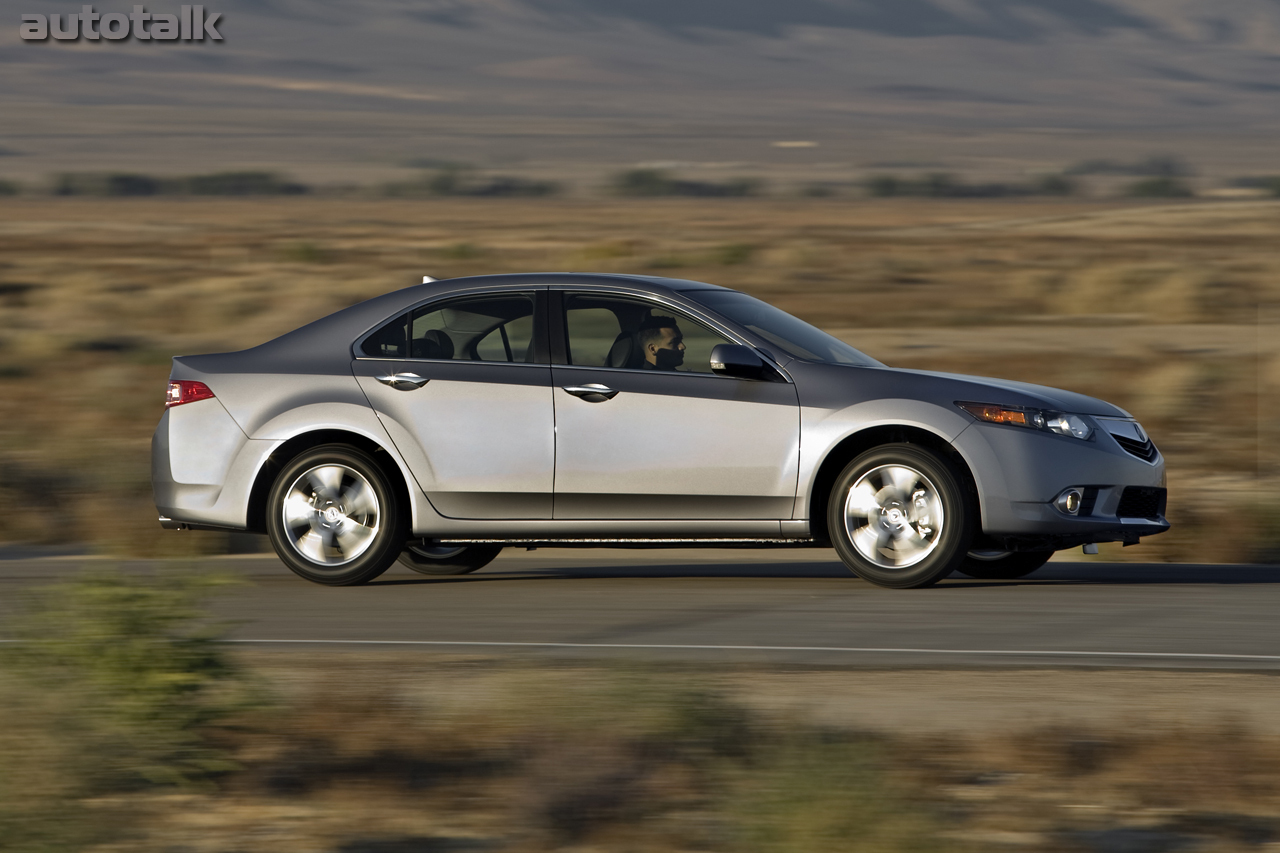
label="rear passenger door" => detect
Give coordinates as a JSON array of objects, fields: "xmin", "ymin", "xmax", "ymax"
[{"xmin": 353, "ymin": 289, "xmax": 555, "ymax": 519}]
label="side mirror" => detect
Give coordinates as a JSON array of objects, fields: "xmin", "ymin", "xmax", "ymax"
[{"xmin": 710, "ymin": 344, "xmax": 767, "ymax": 380}]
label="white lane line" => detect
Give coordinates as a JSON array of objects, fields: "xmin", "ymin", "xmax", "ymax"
[{"xmin": 217, "ymin": 639, "xmax": 1280, "ymax": 661}]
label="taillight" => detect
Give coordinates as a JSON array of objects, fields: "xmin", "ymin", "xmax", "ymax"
[{"xmin": 166, "ymin": 380, "xmax": 215, "ymax": 408}]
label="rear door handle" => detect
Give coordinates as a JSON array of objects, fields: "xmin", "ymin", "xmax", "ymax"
[
  {"xmin": 562, "ymin": 383, "xmax": 618, "ymax": 402},
  {"xmin": 376, "ymin": 372, "xmax": 429, "ymax": 389}
]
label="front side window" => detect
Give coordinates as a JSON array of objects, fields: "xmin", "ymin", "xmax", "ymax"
[
  {"xmin": 563, "ymin": 294, "xmax": 731, "ymax": 374},
  {"xmin": 361, "ymin": 293, "xmax": 537, "ymax": 362}
]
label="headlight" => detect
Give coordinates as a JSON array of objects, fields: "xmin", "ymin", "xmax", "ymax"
[{"xmin": 957, "ymin": 402, "xmax": 1094, "ymax": 441}]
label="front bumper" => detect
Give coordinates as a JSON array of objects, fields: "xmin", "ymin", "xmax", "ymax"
[{"xmin": 952, "ymin": 420, "xmax": 1169, "ymax": 549}]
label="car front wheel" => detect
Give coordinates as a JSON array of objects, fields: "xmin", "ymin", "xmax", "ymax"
[
  {"xmin": 827, "ymin": 444, "xmax": 973, "ymax": 589},
  {"xmin": 266, "ymin": 444, "xmax": 409, "ymax": 586},
  {"xmin": 398, "ymin": 542, "xmax": 503, "ymax": 576}
]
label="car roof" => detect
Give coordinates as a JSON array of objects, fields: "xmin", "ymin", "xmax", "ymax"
[{"xmin": 425, "ymin": 272, "xmax": 730, "ymax": 293}]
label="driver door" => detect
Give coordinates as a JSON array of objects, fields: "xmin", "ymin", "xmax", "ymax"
[{"xmin": 550, "ymin": 291, "xmax": 800, "ymax": 520}]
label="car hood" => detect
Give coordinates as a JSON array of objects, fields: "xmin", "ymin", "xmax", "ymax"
[
  {"xmin": 788, "ymin": 361, "xmax": 1132, "ymax": 419},
  {"xmin": 885, "ymin": 367, "xmax": 1131, "ymax": 418}
]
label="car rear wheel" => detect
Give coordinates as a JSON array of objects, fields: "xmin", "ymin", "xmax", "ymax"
[
  {"xmin": 398, "ymin": 542, "xmax": 503, "ymax": 576},
  {"xmin": 266, "ymin": 444, "xmax": 408, "ymax": 586},
  {"xmin": 827, "ymin": 444, "xmax": 973, "ymax": 589},
  {"xmin": 957, "ymin": 549, "xmax": 1053, "ymax": 579}
]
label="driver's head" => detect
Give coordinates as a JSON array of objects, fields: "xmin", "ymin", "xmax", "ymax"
[{"xmin": 637, "ymin": 316, "xmax": 685, "ymax": 369}]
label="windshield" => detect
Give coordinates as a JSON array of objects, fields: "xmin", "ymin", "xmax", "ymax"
[{"xmin": 689, "ymin": 290, "xmax": 882, "ymax": 367}]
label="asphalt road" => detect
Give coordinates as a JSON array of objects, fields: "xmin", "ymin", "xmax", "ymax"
[{"xmin": 2, "ymin": 549, "xmax": 1278, "ymax": 669}]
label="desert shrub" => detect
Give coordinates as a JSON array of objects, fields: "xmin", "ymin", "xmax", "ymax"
[
  {"xmin": 0, "ymin": 568, "xmax": 250, "ymax": 849},
  {"xmin": 1036, "ymin": 173, "xmax": 1076, "ymax": 195},
  {"xmin": 281, "ymin": 241, "xmax": 332, "ymax": 263},
  {"xmin": 1067, "ymin": 155, "xmax": 1192, "ymax": 177},
  {"xmin": 55, "ymin": 172, "xmax": 164, "ymax": 196},
  {"xmin": 53, "ymin": 171, "xmax": 308, "ymax": 196},
  {"xmin": 1126, "ymin": 177, "xmax": 1194, "ymax": 198},
  {"xmin": 727, "ymin": 735, "xmax": 947, "ymax": 853},
  {"xmin": 384, "ymin": 168, "xmax": 558, "ymax": 198},
  {"xmin": 1231, "ymin": 176, "xmax": 1280, "ymax": 197},
  {"xmin": 715, "ymin": 242, "xmax": 756, "ymax": 265},
  {"xmin": 185, "ymin": 171, "xmax": 308, "ymax": 196},
  {"xmin": 613, "ymin": 168, "xmax": 760, "ymax": 197},
  {"xmin": 864, "ymin": 172, "xmax": 1072, "ymax": 198},
  {"xmin": 0, "ymin": 179, "xmax": 19, "ymax": 196}
]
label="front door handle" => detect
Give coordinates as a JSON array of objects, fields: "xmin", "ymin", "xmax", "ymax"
[
  {"xmin": 376, "ymin": 372, "xmax": 429, "ymax": 389},
  {"xmin": 562, "ymin": 383, "xmax": 618, "ymax": 402}
]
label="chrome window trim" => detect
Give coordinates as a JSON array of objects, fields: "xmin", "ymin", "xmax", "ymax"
[
  {"xmin": 554, "ymin": 285, "xmax": 793, "ymax": 383},
  {"xmin": 351, "ymin": 285, "xmax": 544, "ymax": 363}
]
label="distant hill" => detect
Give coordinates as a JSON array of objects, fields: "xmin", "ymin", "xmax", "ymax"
[{"xmin": 4, "ymin": 0, "xmax": 1280, "ymax": 182}]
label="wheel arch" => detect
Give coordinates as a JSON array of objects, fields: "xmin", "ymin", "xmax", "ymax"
[
  {"xmin": 246, "ymin": 429, "xmax": 412, "ymax": 534},
  {"xmin": 807, "ymin": 424, "xmax": 980, "ymax": 546}
]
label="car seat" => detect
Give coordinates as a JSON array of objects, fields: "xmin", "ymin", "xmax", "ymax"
[
  {"xmin": 412, "ymin": 329, "xmax": 455, "ymax": 360},
  {"xmin": 606, "ymin": 331, "xmax": 641, "ymax": 369}
]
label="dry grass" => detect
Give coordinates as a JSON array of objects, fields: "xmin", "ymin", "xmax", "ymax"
[
  {"xmin": 12, "ymin": 655, "xmax": 1280, "ymax": 853},
  {"xmin": 2, "ymin": 197, "xmax": 1279, "ymax": 559}
]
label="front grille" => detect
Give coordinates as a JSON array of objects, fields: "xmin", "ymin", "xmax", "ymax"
[
  {"xmin": 1113, "ymin": 434, "xmax": 1159, "ymax": 462},
  {"xmin": 1117, "ymin": 486, "xmax": 1166, "ymax": 520}
]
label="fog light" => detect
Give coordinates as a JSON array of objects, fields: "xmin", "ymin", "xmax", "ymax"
[{"xmin": 1055, "ymin": 488, "xmax": 1083, "ymax": 515}]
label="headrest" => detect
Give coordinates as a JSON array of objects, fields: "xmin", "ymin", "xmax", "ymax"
[{"xmin": 413, "ymin": 329, "xmax": 454, "ymax": 360}]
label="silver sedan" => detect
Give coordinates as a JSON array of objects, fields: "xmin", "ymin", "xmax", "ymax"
[{"xmin": 152, "ymin": 273, "xmax": 1168, "ymax": 588}]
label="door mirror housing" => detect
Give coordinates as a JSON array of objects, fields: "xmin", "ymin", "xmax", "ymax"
[{"xmin": 710, "ymin": 344, "xmax": 767, "ymax": 380}]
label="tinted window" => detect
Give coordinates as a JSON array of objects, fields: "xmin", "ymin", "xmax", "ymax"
[
  {"xmin": 361, "ymin": 313, "xmax": 409, "ymax": 358},
  {"xmin": 410, "ymin": 294, "xmax": 537, "ymax": 362},
  {"xmin": 689, "ymin": 290, "xmax": 882, "ymax": 366},
  {"xmin": 563, "ymin": 294, "xmax": 731, "ymax": 374}
]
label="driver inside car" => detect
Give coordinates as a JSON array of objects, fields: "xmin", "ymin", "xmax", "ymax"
[{"xmin": 637, "ymin": 315, "xmax": 686, "ymax": 370}]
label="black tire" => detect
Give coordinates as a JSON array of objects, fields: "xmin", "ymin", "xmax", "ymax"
[
  {"xmin": 265, "ymin": 444, "xmax": 409, "ymax": 586},
  {"xmin": 398, "ymin": 542, "xmax": 503, "ymax": 576},
  {"xmin": 957, "ymin": 549, "xmax": 1053, "ymax": 579},
  {"xmin": 827, "ymin": 443, "xmax": 973, "ymax": 589}
]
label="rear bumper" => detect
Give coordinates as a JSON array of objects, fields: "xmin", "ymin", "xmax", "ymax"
[{"xmin": 152, "ymin": 404, "xmax": 277, "ymax": 531}]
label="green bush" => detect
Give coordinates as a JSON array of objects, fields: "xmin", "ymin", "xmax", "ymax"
[
  {"xmin": 864, "ymin": 172, "xmax": 1074, "ymax": 199},
  {"xmin": 55, "ymin": 172, "xmax": 164, "ymax": 197},
  {"xmin": 1126, "ymin": 177, "xmax": 1194, "ymax": 198},
  {"xmin": 613, "ymin": 168, "xmax": 760, "ymax": 197},
  {"xmin": 185, "ymin": 171, "xmax": 308, "ymax": 196},
  {"xmin": 727, "ymin": 736, "xmax": 947, "ymax": 853},
  {"xmin": 1066, "ymin": 155, "xmax": 1191, "ymax": 178},
  {"xmin": 1231, "ymin": 176, "xmax": 1280, "ymax": 197},
  {"xmin": 0, "ymin": 179, "xmax": 19, "ymax": 196},
  {"xmin": 0, "ymin": 568, "xmax": 252, "ymax": 850},
  {"xmin": 52, "ymin": 171, "xmax": 309, "ymax": 196},
  {"xmin": 384, "ymin": 168, "xmax": 559, "ymax": 198}
]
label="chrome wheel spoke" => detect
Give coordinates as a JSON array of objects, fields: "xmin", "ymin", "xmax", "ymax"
[
  {"xmin": 306, "ymin": 465, "xmax": 346, "ymax": 501},
  {"xmin": 281, "ymin": 463, "xmax": 382, "ymax": 568},
  {"xmin": 882, "ymin": 466, "xmax": 918, "ymax": 499},
  {"xmin": 852, "ymin": 523, "xmax": 891, "ymax": 556},
  {"xmin": 341, "ymin": 479, "xmax": 377, "ymax": 518},
  {"xmin": 294, "ymin": 529, "xmax": 329, "ymax": 563},
  {"xmin": 283, "ymin": 491, "xmax": 316, "ymax": 528},
  {"xmin": 844, "ymin": 463, "xmax": 945, "ymax": 571},
  {"xmin": 846, "ymin": 481, "xmax": 881, "ymax": 518},
  {"xmin": 334, "ymin": 521, "xmax": 375, "ymax": 557}
]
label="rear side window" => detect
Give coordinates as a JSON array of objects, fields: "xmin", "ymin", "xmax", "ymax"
[
  {"xmin": 361, "ymin": 293, "xmax": 538, "ymax": 362},
  {"xmin": 360, "ymin": 314, "xmax": 409, "ymax": 358}
]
